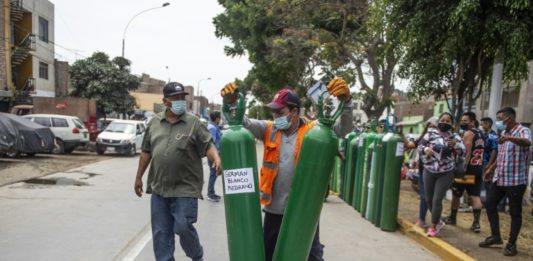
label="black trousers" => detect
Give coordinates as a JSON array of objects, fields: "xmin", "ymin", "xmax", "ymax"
[
  {"xmin": 263, "ymin": 211, "xmax": 324, "ymax": 261},
  {"xmin": 485, "ymin": 183, "xmax": 527, "ymax": 244}
]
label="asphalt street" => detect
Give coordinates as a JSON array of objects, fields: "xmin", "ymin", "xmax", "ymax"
[{"xmin": 0, "ymin": 146, "xmax": 439, "ymax": 261}]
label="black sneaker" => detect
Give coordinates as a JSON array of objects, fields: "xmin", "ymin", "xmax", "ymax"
[
  {"xmin": 503, "ymin": 243, "xmax": 517, "ymax": 256},
  {"xmin": 213, "ymin": 194, "xmax": 222, "ymax": 200},
  {"xmin": 441, "ymin": 215, "xmax": 456, "ymax": 225},
  {"xmin": 479, "ymin": 236, "xmax": 503, "ymax": 248},
  {"xmin": 207, "ymin": 196, "xmax": 220, "ymax": 202},
  {"xmin": 470, "ymin": 222, "xmax": 481, "ymax": 233}
]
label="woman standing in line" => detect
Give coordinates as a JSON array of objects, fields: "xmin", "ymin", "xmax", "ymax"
[
  {"xmin": 405, "ymin": 117, "xmax": 438, "ymax": 228},
  {"xmin": 418, "ymin": 112, "xmax": 465, "ymax": 237}
]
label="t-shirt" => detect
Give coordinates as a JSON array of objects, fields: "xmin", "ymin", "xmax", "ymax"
[{"xmin": 142, "ymin": 111, "xmax": 213, "ymax": 198}]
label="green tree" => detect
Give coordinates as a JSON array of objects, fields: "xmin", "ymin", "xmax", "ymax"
[
  {"xmin": 247, "ymin": 104, "xmax": 271, "ymax": 120},
  {"xmin": 69, "ymin": 52, "xmax": 140, "ymax": 117},
  {"xmin": 214, "ymin": 0, "xmax": 399, "ymax": 119},
  {"xmin": 388, "ymin": 0, "xmax": 533, "ymax": 120}
]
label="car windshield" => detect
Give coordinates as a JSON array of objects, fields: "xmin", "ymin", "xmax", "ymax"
[{"xmin": 104, "ymin": 122, "xmax": 135, "ymax": 134}]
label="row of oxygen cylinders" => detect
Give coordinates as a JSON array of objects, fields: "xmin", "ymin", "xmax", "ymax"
[{"xmin": 330, "ymin": 127, "xmax": 404, "ymax": 231}]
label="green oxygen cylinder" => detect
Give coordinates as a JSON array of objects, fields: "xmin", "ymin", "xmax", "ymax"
[
  {"xmin": 337, "ymin": 139, "xmax": 345, "ymax": 198},
  {"xmin": 359, "ymin": 121, "xmax": 378, "ymax": 215},
  {"xmin": 220, "ymin": 93, "xmax": 265, "ymax": 261},
  {"xmin": 342, "ymin": 132, "xmax": 357, "ymax": 203},
  {"xmin": 352, "ymin": 133, "xmax": 366, "ymax": 211},
  {"xmin": 365, "ymin": 132, "xmax": 385, "ymax": 223},
  {"xmin": 374, "ymin": 134, "xmax": 389, "ymax": 227},
  {"xmin": 273, "ymin": 92, "xmax": 345, "ymax": 261},
  {"xmin": 380, "ymin": 115, "xmax": 405, "ymax": 232},
  {"xmin": 336, "ymin": 138, "xmax": 345, "ymax": 194},
  {"xmin": 330, "ymin": 144, "xmax": 338, "ymax": 194}
]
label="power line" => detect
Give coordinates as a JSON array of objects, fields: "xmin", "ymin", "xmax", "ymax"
[{"xmin": 9, "ymin": 23, "xmax": 87, "ymax": 58}]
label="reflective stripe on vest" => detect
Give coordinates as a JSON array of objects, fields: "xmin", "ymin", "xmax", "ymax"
[{"xmin": 259, "ymin": 119, "xmax": 316, "ymax": 205}]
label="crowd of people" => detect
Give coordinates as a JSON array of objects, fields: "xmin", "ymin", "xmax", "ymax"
[
  {"xmin": 129, "ymin": 76, "xmax": 532, "ymax": 260},
  {"xmin": 405, "ymin": 108, "xmax": 532, "ymax": 256}
]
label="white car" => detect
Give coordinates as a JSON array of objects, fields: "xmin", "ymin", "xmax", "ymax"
[
  {"xmin": 95, "ymin": 120, "xmax": 146, "ymax": 156},
  {"xmin": 23, "ymin": 114, "xmax": 89, "ymax": 154}
]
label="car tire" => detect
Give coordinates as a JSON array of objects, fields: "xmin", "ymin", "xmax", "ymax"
[
  {"xmin": 5, "ymin": 151, "xmax": 20, "ymax": 158},
  {"xmin": 129, "ymin": 144, "xmax": 136, "ymax": 156},
  {"xmin": 96, "ymin": 144, "xmax": 105, "ymax": 155},
  {"xmin": 53, "ymin": 139, "xmax": 65, "ymax": 154}
]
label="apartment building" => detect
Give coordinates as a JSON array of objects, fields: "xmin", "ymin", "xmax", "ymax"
[{"xmin": 0, "ymin": 0, "xmax": 55, "ymax": 111}]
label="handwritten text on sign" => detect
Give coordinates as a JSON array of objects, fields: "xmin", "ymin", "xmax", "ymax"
[{"xmin": 223, "ymin": 167, "xmax": 255, "ymax": 194}]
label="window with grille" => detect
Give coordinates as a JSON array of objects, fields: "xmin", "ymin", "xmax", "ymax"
[
  {"xmin": 39, "ymin": 62, "xmax": 49, "ymax": 79},
  {"xmin": 39, "ymin": 17, "xmax": 49, "ymax": 43}
]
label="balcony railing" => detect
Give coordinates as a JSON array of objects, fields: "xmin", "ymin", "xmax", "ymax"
[
  {"xmin": 11, "ymin": 33, "xmax": 35, "ymax": 66},
  {"xmin": 22, "ymin": 78, "xmax": 35, "ymax": 92}
]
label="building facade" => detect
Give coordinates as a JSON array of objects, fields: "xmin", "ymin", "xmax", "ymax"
[
  {"xmin": 136, "ymin": 73, "xmax": 165, "ymax": 94},
  {"xmin": 476, "ymin": 60, "xmax": 533, "ymax": 127},
  {"xmin": 1, "ymin": 0, "xmax": 55, "ymax": 111},
  {"xmin": 130, "ymin": 82, "xmax": 195, "ymax": 114}
]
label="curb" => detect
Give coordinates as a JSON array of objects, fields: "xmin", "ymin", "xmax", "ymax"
[{"xmin": 397, "ymin": 217, "xmax": 476, "ymax": 261}]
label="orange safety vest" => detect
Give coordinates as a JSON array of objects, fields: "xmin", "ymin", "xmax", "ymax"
[{"xmin": 259, "ymin": 119, "xmax": 316, "ymax": 205}]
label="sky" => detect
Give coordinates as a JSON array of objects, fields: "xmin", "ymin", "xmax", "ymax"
[{"xmin": 50, "ymin": 0, "xmax": 252, "ymax": 104}]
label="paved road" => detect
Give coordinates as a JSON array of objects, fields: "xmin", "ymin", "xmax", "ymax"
[{"xmin": 0, "ymin": 151, "xmax": 439, "ymax": 260}]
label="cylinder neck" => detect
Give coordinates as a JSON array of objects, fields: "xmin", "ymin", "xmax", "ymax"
[{"xmin": 223, "ymin": 92, "xmax": 246, "ymax": 126}]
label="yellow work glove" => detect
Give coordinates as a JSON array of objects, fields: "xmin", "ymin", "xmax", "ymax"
[
  {"xmin": 327, "ymin": 78, "xmax": 351, "ymax": 101},
  {"xmin": 220, "ymin": 82, "xmax": 238, "ymax": 97}
]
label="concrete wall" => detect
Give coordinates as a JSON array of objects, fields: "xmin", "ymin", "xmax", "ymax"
[
  {"xmin": 400, "ymin": 115, "xmax": 424, "ymax": 135},
  {"xmin": 24, "ymin": 0, "xmax": 55, "ymax": 97},
  {"xmin": 33, "ymin": 97, "xmax": 96, "ymax": 122},
  {"xmin": 394, "ymin": 100, "xmax": 434, "ymax": 122},
  {"xmin": 132, "ymin": 86, "xmax": 196, "ymax": 113},
  {"xmin": 15, "ymin": 55, "xmax": 32, "ymax": 89},
  {"xmin": 0, "ymin": 0, "xmax": 6, "ymax": 93},
  {"xmin": 130, "ymin": 92, "xmax": 164, "ymax": 112},
  {"xmin": 54, "ymin": 59, "xmax": 69, "ymax": 97}
]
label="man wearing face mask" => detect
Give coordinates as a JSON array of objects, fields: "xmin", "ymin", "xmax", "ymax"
[
  {"xmin": 220, "ymin": 79, "xmax": 353, "ymax": 261},
  {"xmin": 442, "ymin": 112, "xmax": 484, "ymax": 232},
  {"xmin": 134, "ymin": 82, "xmax": 221, "ymax": 261},
  {"xmin": 479, "ymin": 107, "xmax": 531, "ymax": 256}
]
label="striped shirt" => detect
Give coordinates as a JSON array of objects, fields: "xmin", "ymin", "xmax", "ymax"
[
  {"xmin": 418, "ymin": 129, "xmax": 465, "ymax": 173},
  {"xmin": 493, "ymin": 124, "xmax": 532, "ymax": 186}
]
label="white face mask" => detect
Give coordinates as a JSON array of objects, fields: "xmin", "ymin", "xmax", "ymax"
[
  {"xmin": 274, "ymin": 115, "xmax": 291, "ymax": 130},
  {"xmin": 170, "ymin": 100, "xmax": 187, "ymax": 115}
]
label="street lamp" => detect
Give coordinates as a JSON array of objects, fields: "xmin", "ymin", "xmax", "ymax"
[
  {"xmin": 197, "ymin": 77, "xmax": 211, "ymax": 115},
  {"xmin": 122, "ymin": 2, "xmax": 170, "ymax": 57}
]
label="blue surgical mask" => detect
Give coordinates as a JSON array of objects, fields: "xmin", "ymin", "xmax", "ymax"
[
  {"xmin": 495, "ymin": 120, "xmax": 505, "ymax": 130},
  {"xmin": 170, "ymin": 100, "xmax": 187, "ymax": 115},
  {"xmin": 274, "ymin": 115, "xmax": 291, "ymax": 130}
]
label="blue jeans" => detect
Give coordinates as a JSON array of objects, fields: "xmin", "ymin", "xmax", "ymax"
[
  {"xmin": 418, "ymin": 172, "xmax": 429, "ymax": 222},
  {"xmin": 207, "ymin": 160, "xmax": 218, "ymax": 198},
  {"xmin": 151, "ymin": 193, "xmax": 203, "ymax": 261}
]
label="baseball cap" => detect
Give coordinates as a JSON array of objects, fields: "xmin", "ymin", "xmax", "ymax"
[
  {"xmin": 266, "ymin": 89, "xmax": 301, "ymax": 110},
  {"xmin": 163, "ymin": 82, "xmax": 188, "ymax": 97}
]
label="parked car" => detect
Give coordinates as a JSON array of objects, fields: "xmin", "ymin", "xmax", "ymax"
[
  {"xmin": 23, "ymin": 114, "xmax": 89, "ymax": 154},
  {"xmin": 95, "ymin": 120, "xmax": 146, "ymax": 156},
  {"xmin": 0, "ymin": 113, "xmax": 55, "ymax": 157}
]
